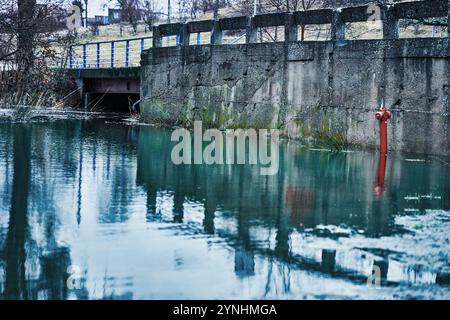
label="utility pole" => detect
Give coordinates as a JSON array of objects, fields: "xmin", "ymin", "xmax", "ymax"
[
  {"xmin": 168, "ymin": 0, "xmax": 171, "ymax": 23},
  {"xmin": 253, "ymin": 0, "xmax": 257, "ymax": 16},
  {"xmin": 83, "ymin": 0, "xmax": 88, "ymax": 27},
  {"xmin": 213, "ymin": 0, "xmax": 219, "ymax": 20}
]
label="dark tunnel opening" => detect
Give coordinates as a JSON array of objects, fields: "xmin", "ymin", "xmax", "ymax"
[{"xmin": 89, "ymin": 93, "xmax": 140, "ymax": 113}]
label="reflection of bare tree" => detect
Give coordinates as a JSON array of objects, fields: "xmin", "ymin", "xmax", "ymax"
[
  {"xmin": 77, "ymin": 128, "xmax": 83, "ymax": 225},
  {"xmin": 0, "ymin": 124, "xmax": 12, "ymax": 210},
  {"xmin": 1, "ymin": 123, "xmax": 75, "ymax": 300},
  {"xmin": 4, "ymin": 125, "xmax": 31, "ymax": 299}
]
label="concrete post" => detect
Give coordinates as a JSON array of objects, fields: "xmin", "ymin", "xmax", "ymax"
[
  {"xmin": 84, "ymin": 92, "xmax": 91, "ymax": 110},
  {"xmin": 382, "ymin": 5, "xmax": 399, "ymax": 39},
  {"xmin": 373, "ymin": 259, "xmax": 389, "ymax": 281},
  {"xmin": 152, "ymin": 26, "xmax": 162, "ymax": 48},
  {"xmin": 285, "ymin": 13, "xmax": 298, "ymax": 42},
  {"xmin": 246, "ymin": 17, "xmax": 258, "ymax": 44},
  {"xmin": 436, "ymin": 267, "xmax": 450, "ymax": 285},
  {"xmin": 179, "ymin": 24, "xmax": 190, "ymax": 46},
  {"xmin": 211, "ymin": 20, "xmax": 223, "ymax": 45},
  {"xmin": 331, "ymin": 10, "xmax": 345, "ymax": 41},
  {"xmin": 321, "ymin": 249, "xmax": 336, "ymax": 273}
]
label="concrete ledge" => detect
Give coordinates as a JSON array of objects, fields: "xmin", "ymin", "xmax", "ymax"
[
  {"xmin": 252, "ymin": 12, "xmax": 292, "ymax": 28},
  {"xmin": 341, "ymin": 5, "xmax": 374, "ymax": 22},
  {"xmin": 394, "ymin": 0, "xmax": 448, "ymax": 19},
  {"xmin": 187, "ymin": 20, "xmax": 213, "ymax": 33},
  {"xmin": 218, "ymin": 16, "xmax": 249, "ymax": 30},
  {"xmin": 158, "ymin": 23, "xmax": 184, "ymax": 36},
  {"xmin": 294, "ymin": 9, "xmax": 333, "ymax": 25},
  {"xmin": 69, "ymin": 67, "xmax": 140, "ymax": 79}
]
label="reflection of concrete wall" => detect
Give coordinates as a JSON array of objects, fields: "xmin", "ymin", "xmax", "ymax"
[
  {"xmin": 136, "ymin": 127, "xmax": 450, "ymax": 235},
  {"xmin": 136, "ymin": 128, "xmax": 400, "ymax": 237}
]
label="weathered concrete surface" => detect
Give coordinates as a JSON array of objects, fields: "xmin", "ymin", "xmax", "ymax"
[{"xmin": 141, "ymin": 38, "xmax": 449, "ymax": 155}]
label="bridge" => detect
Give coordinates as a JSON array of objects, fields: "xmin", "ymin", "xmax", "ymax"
[
  {"xmin": 68, "ymin": 29, "xmax": 244, "ymax": 109},
  {"xmin": 70, "ymin": 0, "xmax": 450, "ymax": 155}
]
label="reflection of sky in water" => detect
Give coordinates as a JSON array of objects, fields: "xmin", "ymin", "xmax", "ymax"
[{"xmin": 0, "ymin": 118, "xmax": 449, "ymax": 300}]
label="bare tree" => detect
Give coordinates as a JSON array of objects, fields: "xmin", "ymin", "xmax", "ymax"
[
  {"xmin": 115, "ymin": 0, "xmax": 142, "ymax": 33},
  {"xmin": 142, "ymin": 0, "xmax": 162, "ymax": 30},
  {"xmin": 177, "ymin": 0, "xmax": 192, "ymax": 21},
  {"xmin": 0, "ymin": 0, "xmax": 76, "ymax": 105},
  {"xmin": 89, "ymin": 20, "xmax": 101, "ymax": 36},
  {"xmin": 16, "ymin": 0, "xmax": 37, "ymax": 84},
  {"xmin": 196, "ymin": 0, "xmax": 231, "ymax": 18}
]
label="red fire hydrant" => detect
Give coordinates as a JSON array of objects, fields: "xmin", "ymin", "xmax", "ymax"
[{"xmin": 375, "ymin": 104, "xmax": 391, "ymax": 154}]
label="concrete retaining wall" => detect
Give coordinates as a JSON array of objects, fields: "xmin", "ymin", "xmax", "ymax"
[{"xmin": 140, "ymin": 1, "xmax": 450, "ymax": 155}]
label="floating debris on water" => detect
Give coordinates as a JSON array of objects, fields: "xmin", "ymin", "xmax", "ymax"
[
  {"xmin": 311, "ymin": 225, "xmax": 354, "ymax": 238},
  {"xmin": 309, "ymin": 148, "xmax": 332, "ymax": 152},
  {"xmin": 404, "ymin": 208, "xmax": 421, "ymax": 213},
  {"xmin": 404, "ymin": 194, "xmax": 442, "ymax": 201}
]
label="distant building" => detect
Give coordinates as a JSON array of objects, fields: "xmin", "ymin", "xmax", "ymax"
[
  {"xmin": 108, "ymin": 8, "xmax": 123, "ymax": 24},
  {"xmin": 85, "ymin": 17, "xmax": 95, "ymax": 27},
  {"xmin": 95, "ymin": 15, "xmax": 109, "ymax": 25},
  {"xmin": 108, "ymin": 8, "xmax": 144, "ymax": 25}
]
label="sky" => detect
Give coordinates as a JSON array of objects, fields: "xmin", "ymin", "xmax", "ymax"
[{"xmin": 88, "ymin": 0, "xmax": 169, "ymax": 17}]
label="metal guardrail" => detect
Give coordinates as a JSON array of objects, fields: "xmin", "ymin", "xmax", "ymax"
[
  {"xmin": 67, "ymin": 32, "xmax": 214, "ymax": 69},
  {"xmin": 68, "ymin": 36, "xmax": 153, "ymax": 69},
  {"xmin": 67, "ymin": 31, "xmax": 241, "ymax": 69}
]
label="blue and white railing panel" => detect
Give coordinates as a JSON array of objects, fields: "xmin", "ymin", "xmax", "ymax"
[{"xmin": 68, "ymin": 36, "xmax": 152, "ymax": 69}]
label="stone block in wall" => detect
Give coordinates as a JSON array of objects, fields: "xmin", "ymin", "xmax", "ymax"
[{"xmin": 287, "ymin": 43, "xmax": 315, "ymax": 61}]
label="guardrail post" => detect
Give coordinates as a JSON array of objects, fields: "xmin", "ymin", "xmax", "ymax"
[
  {"xmin": 111, "ymin": 41, "xmax": 115, "ymax": 68},
  {"xmin": 125, "ymin": 40, "xmax": 130, "ymax": 67},
  {"xmin": 285, "ymin": 13, "xmax": 298, "ymax": 42},
  {"xmin": 141, "ymin": 38, "xmax": 145, "ymax": 52},
  {"xmin": 211, "ymin": 20, "xmax": 223, "ymax": 45},
  {"xmin": 197, "ymin": 32, "xmax": 201, "ymax": 45},
  {"xmin": 246, "ymin": 17, "xmax": 257, "ymax": 43},
  {"xmin": 69, "ymin": 46, "xmax": 73, "ymax": 68},
  {"xmin": 152, "ymin": 26, "xmax": 162, "ymax": 47},
  {"xmin": 96, "ymin": 43, "xmax": 100, "ymax": 68},
  {"xmin": 331, "ymin": 10, "xmax": 345, "ymax": 41},
  {"xmin": 82, "ymin": 44, "xmax": 87, "ymax": 68},
  {"xmin": 382, "ymin": 5, "xmax": 399, "ymax": 39}
]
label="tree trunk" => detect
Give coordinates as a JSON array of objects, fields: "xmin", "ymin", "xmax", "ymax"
[
  {"xmin": 4, "ymin": 125, "xmax": 31, "ymax": 299},
  {"xmin": 16, "ymin": 0, "xmax": 36, "ymax": 92}
]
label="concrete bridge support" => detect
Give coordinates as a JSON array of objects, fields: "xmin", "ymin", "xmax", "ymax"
[{"xmin": 71, "ymin": 67, "xmax": 140, "ymax": 111}]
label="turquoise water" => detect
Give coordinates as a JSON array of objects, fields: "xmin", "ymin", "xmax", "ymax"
[{"xmin": 0, "ymin": 115, "xmax": 449, "ymax": 299}]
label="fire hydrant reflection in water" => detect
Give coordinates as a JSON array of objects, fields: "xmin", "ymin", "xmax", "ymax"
[{"xmin": 374, "ymin": 153, "xmax": 387, "ymax": 198}]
